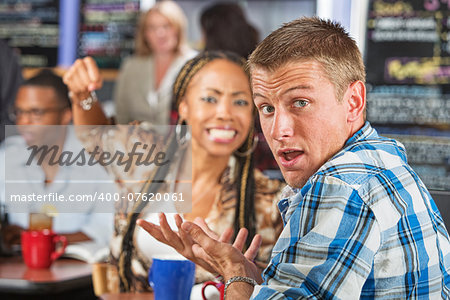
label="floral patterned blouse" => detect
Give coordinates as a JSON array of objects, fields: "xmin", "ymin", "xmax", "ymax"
[{"xmin": 78, "ymin": 123, "xmax": 284, "ymax": 292}]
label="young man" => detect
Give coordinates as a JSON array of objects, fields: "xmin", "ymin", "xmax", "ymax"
[
  {"xmin": 1, "ymin": 70, "xmax": 113, "ymax": 247},
  {"xmin": 141, "ymin": 17, "xmax": 449, "ymax": 298}
]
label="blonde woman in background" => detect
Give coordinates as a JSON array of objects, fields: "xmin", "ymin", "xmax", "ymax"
[{"xmin": 114, "ymin": 0, "xmax": 196, "ymax": 125}]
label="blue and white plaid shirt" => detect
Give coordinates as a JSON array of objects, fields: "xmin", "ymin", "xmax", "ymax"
[{"xmin": 252, "ymin": 122, "xmax": 450, "ymax": 299}]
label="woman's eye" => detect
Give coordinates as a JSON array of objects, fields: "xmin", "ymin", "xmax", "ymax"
[
  {"xmin": 261, "ymin": 105, "xmax": 275, "ymax": 114},
  {"xmin": 234, "ymin": 99, "xmax": 249, "ymax": 106},
  {"xmin": 201, "ymin": 96, "xmax": 217, "ymax": 103},
  {"xmin": 293, "ymin": 99, "xmax": 308, "ymax": 108}
]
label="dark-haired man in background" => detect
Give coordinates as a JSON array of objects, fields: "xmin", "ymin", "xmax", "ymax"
[{"xmin": 1, "ymin": 70, "xmax": 112, "ymax": 248}]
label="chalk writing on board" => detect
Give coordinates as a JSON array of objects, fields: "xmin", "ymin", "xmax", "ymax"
[
  {"xmin": 367, "ymin": 94, "xmax": 450, "ymax": 125},
  {"xmin": 0, "ymin": 0, "xmax": 59, "ymax": 67},
  {"xmin": 383, "ymin": 134, "xmax": 450, "ymax": 190},
  {"xmin": 366, "ymin": 0, "xmax": 450, "ymax": 192},
  {"xmin": 385, "ymin": 57, "xmax": 450, "ymax": 84},
  {"xmin": 78, "ymin": 0, "xmax": 140, "ymax": 68}
]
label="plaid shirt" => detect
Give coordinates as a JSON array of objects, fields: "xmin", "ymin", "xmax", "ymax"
[{"xmin": 252, "ymin": 122, "xmax": 450, "ymax": 299}]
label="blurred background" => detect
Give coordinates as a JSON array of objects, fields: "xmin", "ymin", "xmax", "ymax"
[{"xmin": 0, "ymin": 0, "xmax": 449, "ymax": 218}]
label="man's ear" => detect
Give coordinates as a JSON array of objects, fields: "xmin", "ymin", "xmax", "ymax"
[
  {"xmin": 178, "ymin": 98, "xmax": 188, "ymax": 121},
  {"xmin": 346, "ymin": 80, "xmax": 366, "ymax": 123}
]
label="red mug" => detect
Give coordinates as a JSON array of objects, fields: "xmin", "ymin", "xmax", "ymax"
[
  {"xmin": 21, "ymin": 230, "xmax": 67, "ymax": 269},
  {"xmin": 202, "ymin": 281, "xmax": 224, "ymax": 300}
]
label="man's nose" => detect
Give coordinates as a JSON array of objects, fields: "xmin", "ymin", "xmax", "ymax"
[
  {"xmin": 270, "ymin": 108, "xmax": 294, "ymax": 141},
  {"xmin": 15, "ymin": 112, "xmax": 33, "ymax": 125}
]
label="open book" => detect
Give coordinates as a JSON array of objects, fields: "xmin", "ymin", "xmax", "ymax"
[{"xmin": 63, "ymin": 241, "xmax": 109, "ymax": 263}]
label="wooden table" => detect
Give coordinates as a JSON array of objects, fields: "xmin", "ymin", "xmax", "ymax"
[
  {"xmin": 0, "ymin": 255, "xmax": 96, "ymax": 299},
  {"xmin": 100, "ymin": 292, "xmax": 154, "ymax": 299}
]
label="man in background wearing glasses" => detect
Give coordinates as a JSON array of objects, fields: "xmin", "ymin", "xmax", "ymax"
[{"xmin": 0, "ymin": 69, "xmax": 112, "ymax": 250}]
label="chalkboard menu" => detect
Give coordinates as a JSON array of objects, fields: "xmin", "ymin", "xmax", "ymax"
[
  {"xmin": 365, "ymin": 0, "xmax": 450, "ymax": 191},
  {"xmin": 78, "ymin": 0, "xmax": 140, "ymax": 68},
  {"xmin": 0, "ymin": 0, "xmax": 59, "ymax": 67}
]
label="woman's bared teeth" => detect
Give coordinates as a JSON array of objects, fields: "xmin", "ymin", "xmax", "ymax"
[{"xmin": 208, "ymin": 129, "xmax": 236, "ymax": 139}]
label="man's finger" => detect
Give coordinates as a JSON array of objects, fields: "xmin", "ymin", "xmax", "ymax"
[
  {"xmin": 193, "ymin": 217, "xmax": 219, "ymax": 239},
  {"xmin": 244, "ymin": 234, "xmax": 262, "ymax": 261},
  {"xmin": 159, "ymin": 213, "xmax": 183, "ymax": 250},
  {"xmin": 232, "ymin": 228, "xmax": 248, "ymax": 252},
  {"xmin": 176, "ymin": 215, "xmax": 195, "ymax": 249},
  {"xmin": 219, "ymin": 227, "xmax": 234, "ymax": 243},
  {"xmin": 136, "ymin": 219, "xmax": 169, "ymax": 244},
  {"xmin": 182, "ymin": 222, "xmax": 218, "ymax": 254},
  {"xmin": 174, "ymin": 214, "xmax": 183, "ymax": 229}
]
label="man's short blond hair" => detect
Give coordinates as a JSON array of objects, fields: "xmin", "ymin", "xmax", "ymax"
[
  {"xmin": 135, "ymin": 0, "xmax": 187, "ymax": 56},
  {"xmin": 248, "ymin": 17, "xmax": 365, "ymax": 101}
]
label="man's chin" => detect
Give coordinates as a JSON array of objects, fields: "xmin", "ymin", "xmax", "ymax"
[
  {"xmin": 21, "ymin": 135, "xmax": 37, "ymax": 147},
  {"xmin": 282, "ymin": 170, "xmax": 309, "ymax": 189}
]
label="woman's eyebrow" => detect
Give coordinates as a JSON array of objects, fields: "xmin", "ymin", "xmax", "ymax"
[
  {"xmin": 232, "ymin": 91, "xmax": 247, "ymax": 96},
  {"xmin": 205, "ymin": 88, "xmax": 248, "ymax": 96},
  {"xmin": 205, "ymin": 87, "xmax": 221, "ymax": 95}
]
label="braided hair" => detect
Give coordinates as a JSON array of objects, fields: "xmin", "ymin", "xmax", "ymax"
[
  {"xmin": 172, "ymin": 51, "xmax": 257, "ymax": 244},
  {"xmin": 118, "ymin": 51, "xmax": 256, "ymax": 291}
]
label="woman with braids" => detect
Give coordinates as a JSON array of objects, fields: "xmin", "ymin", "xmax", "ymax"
[{"xmin": 63, "ymin": 51, "xmax": 284, "ymax": 293}]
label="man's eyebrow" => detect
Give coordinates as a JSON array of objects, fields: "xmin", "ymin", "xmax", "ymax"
[
  {"xmin": 253, "ymin": 85, "xmax": 313, "ymax": 99},
  {"xmin": 253, "ymin": 92, "xmax": 267, "ymax": 99},
  {"xmin": 283, "ymin": 85, "xmax": 313, "ymax": 95}
]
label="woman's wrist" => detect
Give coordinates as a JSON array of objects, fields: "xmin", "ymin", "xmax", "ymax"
[
  {"xmin": 68, "ymin": 91, "xmax": 97, "ymax": 110},
  {"xmin": 68, "ymin": 90, "xmax": 89, "ymax": 102}
]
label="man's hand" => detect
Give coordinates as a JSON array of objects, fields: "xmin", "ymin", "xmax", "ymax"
[
  {"xmin": 137, "ymin": 213, "xmax": 230, "ymax": 273},
  {"xmin": 182, "ymin": 221, "xmax": 263, "ymax": 283},
  {"xmin": 137, "ymin": 213, "xmax": 263, "ymax": 283}
]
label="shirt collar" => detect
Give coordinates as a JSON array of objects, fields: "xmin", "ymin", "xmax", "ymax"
[
  {"xmin": 277, "ymin": 122, "xmax": 377, "ymax": 224},
  {"xmin": 278, "ymin": 185, "xmax": 302, "ymax": 225},
  {"xmin": 344, "ymin": 121, "xmax": 377, "ymax": 147}
]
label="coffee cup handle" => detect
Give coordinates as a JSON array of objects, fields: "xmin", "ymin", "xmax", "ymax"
[
  {"xmin": 148, "ymin": 265, "xmax": 154, "ymax": 288},
  {"xmin": 51, "ymin": 235, "xmax": 67, "ymax": 261},
  {"xmin": 202, "ymin": 281, "xmax": 224, "ymax": 300}
]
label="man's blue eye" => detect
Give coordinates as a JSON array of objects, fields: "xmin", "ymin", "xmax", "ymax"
[
  {"xmin": 261, "ymin": 105, "xmax": 275, "ymax": 114},
  {"xmin": 293, "ymin": 100, "xmax": 308, "ymax": 107}
]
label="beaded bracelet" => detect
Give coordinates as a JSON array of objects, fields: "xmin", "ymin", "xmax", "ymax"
[
  {"xmin": 79, "ymin": 91, "xmax": 98, "ymax": 111},
  {"xmin": 224, "ymin": 276, "xmax": 257, "ymax": 298}
]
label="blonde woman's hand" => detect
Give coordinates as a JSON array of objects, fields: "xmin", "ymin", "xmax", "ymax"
[{"xmin": 63, "ymin": 56, "xmax": 103, "ymax": 102}]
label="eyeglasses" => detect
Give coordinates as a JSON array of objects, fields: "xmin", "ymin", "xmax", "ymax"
[{"xmin": 9, "ymin": 107, "xmax": 69, "ymax": 122}]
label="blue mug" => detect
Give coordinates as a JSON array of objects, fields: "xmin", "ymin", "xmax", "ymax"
[{"xmin": 149, "ymin": 255, "xmax": 196, "ymax": 300}]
